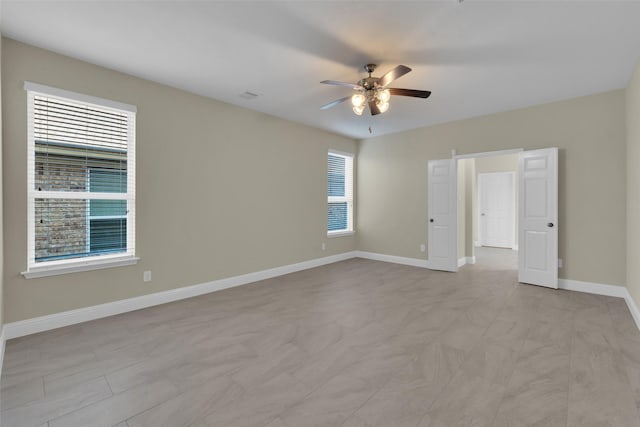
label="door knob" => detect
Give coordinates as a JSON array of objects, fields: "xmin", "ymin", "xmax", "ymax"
[
  {"xmin": 429, "ymin": 219, "xmax": 434, "ymax": 223},
  {"xmin": 547, "ymin": 222, "xmax": 554, "ymax": 227},
  {"xmin": 481, "ymin": 213, "xmax": 486, "ymax": 216}
]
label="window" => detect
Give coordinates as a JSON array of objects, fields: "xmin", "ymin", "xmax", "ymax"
[
  {"xmin": 328, "ymin": 150, "xmax": 354, "ymax": 235},
  {"xmin": 24, "ymin": 82, "xmax": 137, "ymax": 278},
  {"xmin": 88, "ymin": 169, "xmax": 127, "ymax": 254}
]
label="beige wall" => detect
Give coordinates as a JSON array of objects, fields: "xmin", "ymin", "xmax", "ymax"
[
  {"xmin": 0, "ymin": 33, "xmax": 4, "ymax": 330},
  {"xmin": 473, "ymin": 154, "xmax": 519, "ymax": 248},
  {"xmin": 627, "ymin": 59, "xmax": 640, "ymax": 307},
  {"xmin": 1, "ymin": 38, "xmax": 356, "ymax": 322},
  {"xmin": 357, "ymin": 90, "xmax": 627, "ymax": 286},
  {"xmin": 0, "ymin": 36, "xmax": 634, "ymax": 325},
  {"xmin": 456, "ymin": 158, "xmax": 475, "ymax": 259}
]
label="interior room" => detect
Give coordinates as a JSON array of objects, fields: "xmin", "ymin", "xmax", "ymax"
[
  {"xmin": 457, "ymin": 153, "xmax": 520, "ymax": 271},
  {"xmin": 2, "ymin": 1, "xmax": 640, "ymax": 426}
]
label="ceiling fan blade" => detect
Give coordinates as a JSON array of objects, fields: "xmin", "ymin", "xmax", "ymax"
[
  {"xmin": 378, "ymin": 65, "xmax": 412, "ymax": 87},
  {"xmin": 320, "ymin": 96, "xmax": 351, "ymax": 110},
  {"xmin": 369, "ymin": 100, "xmax": 381, "ymax": 116},
  {"xmin": 320, "ymin": 80, "xmax": 363, "ymax": 90},
  {"xmin": 388, "ymin": 88, "xmax": 432, "ymax": 98}
]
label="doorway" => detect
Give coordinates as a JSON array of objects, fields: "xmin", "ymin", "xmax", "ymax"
[
  {"xmin": 478, "ymin": 172, "xmax": 515, "ymax": 250},
  {"xmin": 457, "ymin": 153, "xmax": 519, "ymax": 271},
  {"xmin": 427, "ymin": 148, "xmax": 559, "ymax": 287}
]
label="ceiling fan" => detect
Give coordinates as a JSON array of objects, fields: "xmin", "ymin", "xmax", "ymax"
[{"xmin": 320, "ymin": 64, "xmax": 431, "ymax": 116}]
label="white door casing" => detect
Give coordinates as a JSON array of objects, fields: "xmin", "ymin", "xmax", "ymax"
[
  {"xmin": 428, "ymin": 159, "xmax": 458, "ymax": 272},
  {"xmin": 479, "ymin": 172, "xmax": 515, "ymax": 249},
  {"xmin": 518, "ymin": 148, "xmax": 558, "ymax": 288}
]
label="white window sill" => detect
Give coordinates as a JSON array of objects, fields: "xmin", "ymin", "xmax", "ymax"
[
  {"xmin": 22, "ymin": 256, "xmax": 140, "ymax": 279},
  {"xmin": 327, "ymin": 230, "xmax": 355, "ymax": 238}
]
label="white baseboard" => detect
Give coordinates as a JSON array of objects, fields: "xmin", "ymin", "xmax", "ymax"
[
  {"xmin": 3, "ymin": 251, "xmax": 357, "ymax": 340},
  {"xmin": 4, "ymin": 251, "xmax": 640, "ymax": 343},
  {"xmin": 457, "ymin": 256, "xmax": 476, "ymax": 267},
  {"xmin": 354, "ymin": 251, "xmax": 430, "ymax": 269},
  {"xmin": 624, "ymin": 292, "xmax": 640, "ymax": 333},
  {"xmin": 558, "ymin": 278, "xmax": 640, "ymax": 332},
  {"xmin": 558, "ymin": 278, "xmax": 628, "ymax": 298}
]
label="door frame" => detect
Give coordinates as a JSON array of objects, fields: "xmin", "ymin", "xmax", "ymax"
[
  {"xmin": 433, "ymin": 148, "xmax": 558, "ymax": 288},
  {"xmin": 453, "ymin": 148, "xmax": 522, "ymax": 263},
  {"xmin": 454, "ymin": 148, "xmax": 523, "ymax": 160},
  {"xmin": 477, "ymin": 171, "xmax": 516, "ymax": 250}
]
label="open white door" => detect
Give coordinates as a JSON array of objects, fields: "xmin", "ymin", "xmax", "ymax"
[
  {"xmin": 518, "ymin": 148, "xmax": 558, "ymax": 288},
  {"xmin": 428, "ymin": 159, "xmax": 458, "ymax": 272}
]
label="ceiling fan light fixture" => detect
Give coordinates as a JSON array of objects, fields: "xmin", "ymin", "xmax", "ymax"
[
  {"xmin": 377, "ymin": 88, "xmax": 390, "ymax": 103},
  {"xmin": 351, "ymin": 93, "xmax": 366, "ymax": 108},
  {"xmin": 321, "ymin": 64, "xmax": 428, "ymax": 117},
  {"xmin": 377, "ymin": 101, "xmax": 390, "ymax": 113}
]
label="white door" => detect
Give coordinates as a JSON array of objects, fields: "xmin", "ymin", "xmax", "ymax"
[
  {"xmin": 518, "ymin": 148, "xmax": 558, "ymax": 288},
  {"xmin": 428, "ymin": 159, "xmax": 458, "ymax": 272},
  {"xmin": 479, "ymin": 172, "xmax": 515, "ymax": 249}
]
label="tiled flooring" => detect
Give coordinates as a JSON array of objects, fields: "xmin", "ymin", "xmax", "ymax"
[{"xmin": 1, "ymin": 251, "xmax": 640, "ymax": 426}]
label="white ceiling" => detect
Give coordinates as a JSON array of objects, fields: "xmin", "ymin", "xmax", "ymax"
[{"xmin": 2, "ymin": 1, "xmax": 640, "ymax": 139}]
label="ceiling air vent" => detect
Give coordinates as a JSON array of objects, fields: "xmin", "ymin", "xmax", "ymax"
[{"xmin": 239, "ymin": 91, "xmax": 259, "ymax": 100}]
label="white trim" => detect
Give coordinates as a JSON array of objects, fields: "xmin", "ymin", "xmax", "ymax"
[
  {"xmin": 25, "ymin": 88, "xmax": 137, "ymax": 275},
  {"xmin": 354, "ymin": 251, "xmax": 430, "ymax": 268},
  {"xmin": 5, "ymin": 252, "xmax": 356, "ymax": 339},
  {"xmin": 27, "ymin": 91, "xmax": 35, "ymax": 278},
  {"xmin": 453, "ymin": 148, "xmax": 523, "ymax": 160},
  {"xmin": 327, "ymin": 231, "xmax": 355, "ymax": 238},
  {"xmin": 24, "ymin": 81, "xmax": 137, "ymax": 112},
  {"xmin": 512, "ymin": 245, "xmax": 519, "ymax": 251},
  {"xmin": 33, "ymin": 191, "xmax": 128, "ymax": 200},
  {"xmin": 22, "ymin": 256, "xmax": 139, "ymax": 279},
  {"xmin": 328, "ymin": 149, "xmax": 355, "ymax": 158},
  {"xmin": 0, "ymin": 327, "xmax": 5, "ymax": 388},
  {"xmin": 474, "ymin": 241, "xmax": 480, "ymax": 247},
  {"xmin": 624, "ymin": 292, "xmax": 640, "ymax": 333},
  {"xmin": 5, "ymin": 251, "xmax": 640, "ymax": 341},
  {"xmin": 558, "ymin": 278, "xmax": 628, "ymax": 298},
  {"xmin": 126, "ymin": 108, "xmax": 137, "ymax": 266},
  {"xmin": 558, "ymin": 278, "xmax": 640, "ymax": 332},
  {"xmin": 457, "ymin": 256, "xmax": 476, "ymax": 267},
  {"xmin": 328, "ymin": 151, "xmax": 354, "ymax": 234}
]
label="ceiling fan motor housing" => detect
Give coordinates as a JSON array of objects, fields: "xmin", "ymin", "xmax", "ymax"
[
  {"xmin": 360, "ymin": 64, "xmax": 380, "ymax": 91},
  {"xmin": 358, "ymin": 77, "xmax": 380, "ymax": 91}
]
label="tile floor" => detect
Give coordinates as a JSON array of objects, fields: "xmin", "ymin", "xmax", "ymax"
[{"xmin": 1, "ymin": 249, "xmax": 639, "ymax": 426}]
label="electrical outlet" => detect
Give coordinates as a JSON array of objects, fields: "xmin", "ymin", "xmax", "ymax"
[
  {"xmin": 143, "ymin": 270, "xmax": 152, "ymax": 282},
  {"xmin": 558, "ymin": 259, "xmax": 563, "ymax": 268},
  {"xmin": 321, "ymin": 242, "xmax": 326, "ymax": 251},
  {"xmin": 420, "ymin": 244, "xmax": 426, "ymax": 252}
]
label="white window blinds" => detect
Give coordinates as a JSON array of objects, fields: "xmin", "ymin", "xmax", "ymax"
[
  {"xmin": 328, "ymin": 151, "xmax": 354, "ymax": 234},
  {"xmin": 25, "ymin": 82, "xmax": 136, "ymax": 272}
]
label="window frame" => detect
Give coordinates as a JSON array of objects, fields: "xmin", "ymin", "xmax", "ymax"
[
  {"xmin": 22, "ymin": 82, "xmax": 138, "ymax": 279},
  {"xmin": 327, "ymin": 149, "xmax": 354, "ymax": 237}
]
